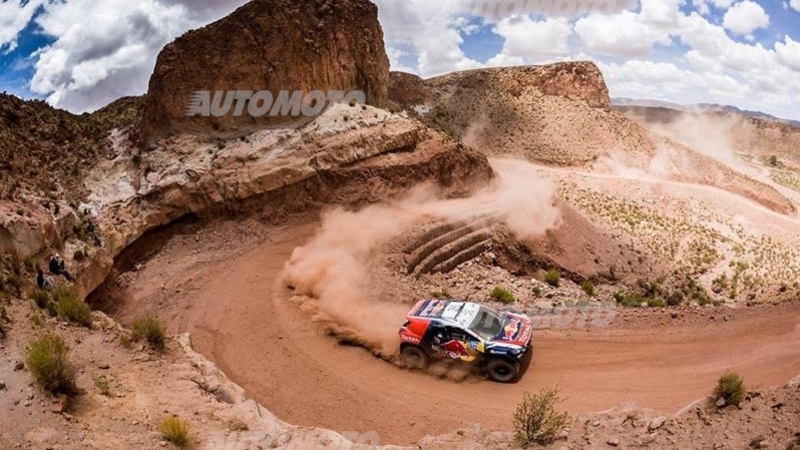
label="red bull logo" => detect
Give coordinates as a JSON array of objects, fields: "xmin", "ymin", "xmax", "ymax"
[{"xmin": 502, "ymin": 320, "xmax": 521, "ymax": 341}]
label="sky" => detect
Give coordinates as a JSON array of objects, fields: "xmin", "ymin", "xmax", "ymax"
[{"xmin": 1, "ymin": 0, "xmax": 799, "ymax": 120}]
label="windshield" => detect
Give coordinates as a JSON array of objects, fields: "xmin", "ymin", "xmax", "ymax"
[{"xmin": 467, "ymin": 306, "xmax": 504, "ymax": 341}]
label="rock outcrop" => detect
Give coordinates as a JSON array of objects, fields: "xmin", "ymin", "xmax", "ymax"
[
  {"xmin": 415, "ymin": 61, "xmax": 610, "ymax": 110},
  {"xmin": 78, "ymin": 104, "xmax": 492, "ymax": 298},
  {"xmin": 391, "ymin": 61, "xmax": 648, "ymax": 166},
  {"xmin": 138, "ymin": 0, "xmax": 390, "ymax": 143}
]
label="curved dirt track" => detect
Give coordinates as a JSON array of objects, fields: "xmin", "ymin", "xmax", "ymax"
[{"xmin": 114, "ymin": 215, "xmax": 800, "ymax": 446}]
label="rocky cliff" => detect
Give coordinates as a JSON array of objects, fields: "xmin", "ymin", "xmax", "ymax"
[
  {"xmin": 390, "ymin": 61, "xmax": 647, "ymax": 166},
  {"xmin": 137, "ymin": 0, "xmax": 390, "ymax": 143},
  {"xmin": 78, "ymin": 104, "xmax": 492, "ymax": 298}
]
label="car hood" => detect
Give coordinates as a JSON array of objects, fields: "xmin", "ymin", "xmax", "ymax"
[{"xmin": 491, "ymin": 312, "xmax": 533, "ymax": 348}]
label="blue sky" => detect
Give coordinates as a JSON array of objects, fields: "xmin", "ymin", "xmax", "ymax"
[{"xmin": 1, "ymin": 0, "xmax": 799, "ymax": 120}]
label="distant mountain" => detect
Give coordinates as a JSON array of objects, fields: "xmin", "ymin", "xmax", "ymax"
[{"xmin": 612, "ymin": 98, "xmax": 800, "ymax": 128}]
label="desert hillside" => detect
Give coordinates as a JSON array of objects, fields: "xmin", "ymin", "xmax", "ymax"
[{"xmin": 0, "ymin": 0, "xmax": 798, "ymax": 449}]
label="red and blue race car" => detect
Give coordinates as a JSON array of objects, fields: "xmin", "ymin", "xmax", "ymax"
[{"xmin": 398, "ymin": 298, "xmax": 533, "ymax": 382}]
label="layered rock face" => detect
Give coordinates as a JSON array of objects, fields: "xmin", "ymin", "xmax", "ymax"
[
  {"xmin": 79, "ymin": 105, "xmax": 493, "ymax": 298},
  {"xmin": 138, "ymin": 0, "xmax": 390, "ymax": 143},
  {"xmin": 391, "ymin": 61, "xmax": 643, "ymax": 166},
  {"xmin": 422, "ymin": 61, "xmax": 610, "ymax": 110}
]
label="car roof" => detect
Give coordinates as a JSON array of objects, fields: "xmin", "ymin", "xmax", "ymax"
[{"xmin": 407, "ymin": 298, "xmax": 483, "ymax": 329}]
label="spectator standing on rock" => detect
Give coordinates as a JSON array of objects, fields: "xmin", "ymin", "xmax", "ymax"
[
  {"xmin": 36, "ymin": 268, "xmax": 54, "ymax": 291},
  {"xmin": 48, "ymin": 254, "xmax": 74, "ymax": 281}
]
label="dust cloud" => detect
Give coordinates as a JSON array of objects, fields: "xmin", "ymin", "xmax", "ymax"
[
  {"xmin": 282, "ymin": 159, "xmax": 560, "ymax": 359},
  {"xmin": 648, "ymin": 113, "xmax": 748, "ymax": 173}
]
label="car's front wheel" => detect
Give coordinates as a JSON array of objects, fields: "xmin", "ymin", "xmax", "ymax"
[
  {"xmin": 486, "ymin": 358, "xmax": 520, "ymax": 383},
  {"xmin": 400, "ymin": 345, "xmax": 429, "ymax": 370}
]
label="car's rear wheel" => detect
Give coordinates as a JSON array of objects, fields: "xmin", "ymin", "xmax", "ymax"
[
  {"xmin": 400, "ymin": 345, "xmax": 429, "ymax": 370},
  {"xmin": 486, "ymin": 358, "xmax": 520, "ymax": 383}
]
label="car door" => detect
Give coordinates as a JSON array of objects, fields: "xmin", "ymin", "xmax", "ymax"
[
  {"xmin": 429, "ymin": 325, "xmax": 483, "ymax": 361},
  {"xmin": 448, "ymin": 326, "xmax": 484, "ymax": 362}
]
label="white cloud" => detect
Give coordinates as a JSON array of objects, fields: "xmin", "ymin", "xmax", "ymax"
[
  {"xmin": 775, "ymin": 35, "xmax": 800, "ymax": 71},
  {"xmin": 0, "ymin": 0, "xmax": 45, "ymax": 52},
  {"xmin": 722, "ymin": 0, "xmax": 769, "ymax": 38},
  {"xmin": 574, "ymin": 10, "xmax": 672, "ymax": 56},
  {"xmin": 573, "ymin": 0, "xmax": 684, "ymax": 57},
  {"xmin": 790, "ymin": 0, "xmax": 800, "ymax": 12},
  {"xmin": 373, "ymin": 0, "xmax": 481, "ymax": 77},
  {"xmin": 27, "ymin": 0, "xmax": 247, "ymax": 112},
  {"xmin": 492, "ymin": 16, "xmax": 572, "ymax": 59},
  {"xmin": 692, "ymin": 0, "xmax": 735, "ymax": 15}
]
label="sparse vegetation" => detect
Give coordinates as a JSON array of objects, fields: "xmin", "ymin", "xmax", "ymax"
[
  {"xmin": 53, "ymin": 287, "xmax": 92, "ymax": 327},
  {"xmin": 531, "ymin": 286, "xmax": 542, "ymax": 298},
  {"xmin": 30, "ymin": 311, "xmax": 45, "ymax": 328},
  {"xmin": 512, "ymin": 386, "xmax": 571, "ymax": 446},
  {"xmin": 544, "ymin": 269, "xmax": 561, "ymax": 287},
  {"xmin": 768, "ymin": 155, "xmax": 779, "ymax": 167},
  {"xmin": 490, "ymin": 286, "xmax": 516, "ymax": 304},
  {"xmin": 581, "ymin": 280, "xmax": 595, "ymax": 297},
  {"xmin": 5, "ymin": 273, "xmax": 21, "ymax": 293},
  {"xmin": 73, "ymin": 249, "xmax": 85, "ymax": 261},
  {"xmin": 159, "ymin": 415, "xmax": 190, "ymax": 447},
  {"xmin": 131, "ymin": 315, "xmax": 167, "ymax": 351},
  {"xmin": 94, "ymin": 376, "xmax": 111, "ymax": 396},
  {"xmin": 713, "ymin": 370, "xmax": 745, "ymax": 406},
  {"xmin": 0, "ymin": 305, "xmax": 9, "ymax": 338},
  {"xmin": 25, "ymin": 334, "xmax": 76, "ymax": 395},
  {"xmin": 614, "ymin": 292, "xmax": 645, "ymax": 308},
  {"xmin": 28, "ymin": 288, "xmax": 51, "ymax": 309},
  {"xmin": 430, "ymin": 290, "xmax": 451, "ymax": 299}
]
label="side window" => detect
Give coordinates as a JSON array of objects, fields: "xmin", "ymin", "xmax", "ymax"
[
  {"xmin": 426, "ymin": 323, "xmax": 449, "ymax": 343},
  {"xmin": 449, "ymin": 327, "xmax": 470, "ymax": 342}
]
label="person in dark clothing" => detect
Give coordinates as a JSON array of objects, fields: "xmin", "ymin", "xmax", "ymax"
[
  {"xmin": 37, "ymin": 268, "xmax": 54, "ymax": 290},
  {"xmin": 48, "ymin": 254, "xmax": 74, "ymax": 281},
  {"xmin": 86, "ymin": 220, "xmax": 102, "ymax": 247}
]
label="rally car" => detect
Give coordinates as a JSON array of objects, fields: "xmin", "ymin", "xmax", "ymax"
[{"xmin": 397, "ymin": 298, "xmax": 533, "ymax": 382}]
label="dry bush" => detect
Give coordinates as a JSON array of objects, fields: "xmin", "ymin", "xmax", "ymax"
[
  {"xmin": 713, "ymin": 370, "xmax": 745, "ymax": 406},
  {"xmin": 131, "ymin": 315, "xmax": 167, "ymax": 351},
  {"xmin": 159, "ymin": 415, "xmax": 189, "ymax": 447},
  {"xmin": 25, "ymin": 333, "xmax": 76, "ymax": 395},
  {"xmin": 513, "ymin": 386, "xmax": 571, "ymax": 446}
]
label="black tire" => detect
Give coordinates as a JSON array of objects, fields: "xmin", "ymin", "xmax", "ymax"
[
  {"xmin": 486, "ymin": 358, "xmax": 520, "ymax": 383},
  {"xmin": 400, "ymin": 345, "xmax": 429, "ymax": 370}
]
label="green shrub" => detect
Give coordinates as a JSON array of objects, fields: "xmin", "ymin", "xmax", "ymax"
[
  {"xmin": 25, "ymin": 334, "xmax": 76, "ymax": 395},
  {"xmin": 666, "ymin": 291, "xmax": 685, "ymax": 307},
  {"xmin": 159, "ymin": 415, "xmax": 189, "ymax": 447},
  {"xmin": 131, "ymin": 316, "xmax": 167, "ymax": 351},
  {"xmin": 5, "ymin": 273, "xmax": 20, "ymax": 292},
  {"xmin": 30, "ymin": 312, "xmax": 44, "ymax": 328},
  {"xmin": 544, "ymin": 269, "xmax": 561, "ymax": 287},
  {"xmin": 647, "ymin": 298, "xmax": 665, "ymax": 308},
  {"xmin": 713, "ymin": 370, "xmax": 745, "ymax": 406},
  {"xmin": 614, "ymin": 292, "xmax": 645, "ymax": 308},
  {"xmin": 54, "ymin": 290, "xmax": 92, "ymax": 327},
  {"xmin": 513, "ymin": 387, "xmax": 571, "ymax": 446},
  {"xmin": 531, "ymin": 286, "xmax": 542, "ymax": 298},
  {"xmin": 73, "ymin": 249, "xmax": 85, "ymax": 261},
  {"xmin": 581, "ymin": 280, "xmax": 595, "ymax": 297},
  {"xmin": 0, "ymin": 305, "xmax": 8, "ymax": 339},
  {"xmin": 490, "ymin": 286, "xmax": 516, "ymax": 304},
  {"xmin": 94, "ymin": 376, "xmax": 111, "ymax": 396},
  {"xmin": 28, "ymin": 288, "xmax": 51, "ymax": 309}
]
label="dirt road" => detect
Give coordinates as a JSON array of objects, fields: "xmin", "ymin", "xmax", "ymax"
[{"xmin": 108, "ymin": 215, "xmax": 800, "ymax": 446}]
